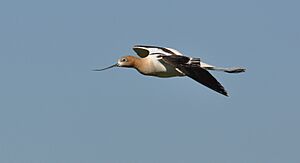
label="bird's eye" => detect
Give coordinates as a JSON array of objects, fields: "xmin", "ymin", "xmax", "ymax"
[{"xmin": 121, "ymin": 58, "xmax": 127, "ymax": 62}]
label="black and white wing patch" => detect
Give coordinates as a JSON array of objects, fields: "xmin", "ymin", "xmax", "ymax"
[
  {"xmin": 133, "ymin": 45, "xmax": 184, "ymax": 58},
  {"xmin": 161, "ymin": 55, "xmax": 228, "ymax": 96}
]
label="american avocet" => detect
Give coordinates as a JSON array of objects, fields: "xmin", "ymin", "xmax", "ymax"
[{"xmin": 94, "ymin": 45, "xmax": 245, "ymax": 96}]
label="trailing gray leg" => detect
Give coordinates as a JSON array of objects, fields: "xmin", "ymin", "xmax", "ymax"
[{"xmin": 200, "ymin": 62, "xmax": 246, "ymax": 73}]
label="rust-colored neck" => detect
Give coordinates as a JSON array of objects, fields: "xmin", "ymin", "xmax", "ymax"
[{"xmin": 132, "ymin": 57, "xmax": 152, "ymax": 75}]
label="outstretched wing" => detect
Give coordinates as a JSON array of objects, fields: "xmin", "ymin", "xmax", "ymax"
[
  {"xmin": 161, "ymin": 55, "xmax": 228, "ymax": 96},
  {"xmin": 133, "ymin": 45, "xmax": 184, "ymax": 58}
]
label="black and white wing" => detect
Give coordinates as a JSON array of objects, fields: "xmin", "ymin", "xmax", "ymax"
[
  {"xmin": 133, "ymin": 45, "xmax": 184, "ymax": 58},
  {"xmin": 161, "ymin": 55, "xmax": 228, "ymax": 96}
]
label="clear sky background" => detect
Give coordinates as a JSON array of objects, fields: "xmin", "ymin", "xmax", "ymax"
[{"xmin": 0, "ymin": 0, "xmax": 299, "ymax": 162}]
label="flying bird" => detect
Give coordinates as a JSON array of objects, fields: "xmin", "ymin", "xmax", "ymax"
[{"xmin": 94, "ymin": 45, "xmax": 245, "ymax": 96}]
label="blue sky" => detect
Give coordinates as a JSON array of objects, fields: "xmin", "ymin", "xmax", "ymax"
[{"xmin": 0, "ymin": 0, "xmax": 299, "ymax": 162}]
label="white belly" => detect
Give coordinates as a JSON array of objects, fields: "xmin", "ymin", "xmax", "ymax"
[{"xmin": 148, "ymin": 58, "xmax": 184, "ymax": 78}]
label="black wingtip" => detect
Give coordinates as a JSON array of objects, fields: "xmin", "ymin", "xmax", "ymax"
[
  {"xmin": 217, "ymin": 87, "xmax": 229, "ymax": 97},
  {"xmin": 223, "ymin": 91, "xmax": 229, "ymax": 97}
]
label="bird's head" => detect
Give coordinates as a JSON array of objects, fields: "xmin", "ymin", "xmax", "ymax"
[
  {"xmin": 117, "ymin": 56, "xmax": 136, "ymax": 68},
  {"xmin": 93, "ymin": 55, "xmax": 137, "ymax": 71}
]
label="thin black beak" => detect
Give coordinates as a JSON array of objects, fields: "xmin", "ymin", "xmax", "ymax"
[{"xmin": 93, "ymin": 63, "xmax": 118, "ymax": 71}]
